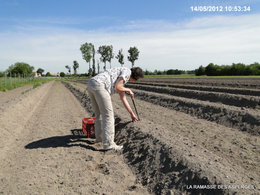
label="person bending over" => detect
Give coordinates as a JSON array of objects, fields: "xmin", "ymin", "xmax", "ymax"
[{"xmin": 87, "ymin": 67, "xmax": 144, "ymax": 150}]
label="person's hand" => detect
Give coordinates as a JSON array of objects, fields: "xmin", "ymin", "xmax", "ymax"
[{"xmin": 131, "ymin": 113, "xmax": 139, "ymax": 122}]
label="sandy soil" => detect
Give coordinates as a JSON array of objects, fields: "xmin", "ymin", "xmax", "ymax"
[
  {"xmin": 69, "ymin": 80, "xmax": 260, "ymax": 194},
  {"xmin": 0, "ymin": 81, "xmax": 149, "ymax": 195},
  {"xmin": 0, "ymin": 84, "xmax": 33, "ymax": 113}
]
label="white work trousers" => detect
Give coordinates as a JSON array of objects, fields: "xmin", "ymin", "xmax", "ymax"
[{"xmin": 87, "ymin": 79, "xmax": 115, "ymax": 149}]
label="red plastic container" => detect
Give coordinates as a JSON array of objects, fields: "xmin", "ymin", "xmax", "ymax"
[{"xmin": 82, "ymin": 117, "xmax": 96, "ymax": 138}]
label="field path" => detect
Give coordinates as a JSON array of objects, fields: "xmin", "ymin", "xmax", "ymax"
[{"xmin": 0, "ymin": 81, "xmax": 149, "ymax": 195}]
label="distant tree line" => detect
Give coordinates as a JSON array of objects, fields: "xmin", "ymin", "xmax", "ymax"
[
  {"xmin": 1, "ymin": 62, "xmax": 38, "ymax": 77},
  {"xmin": 1, "ymin": 44, "xmax": 141, "ymax": 78},
  {"xmin": 195, "ymin": 62, "xmax": 260, "ymax": 76},
  {"xmin": 6, "ymin": 62, "xmax": 34, "ymax": 76},
  {"xmin": 0, "ymin": 62, "xmax": 59, "ymax": 78},
  {"xmin": 144, "ymin": 69, "xmax": 194, "ymax": 75}
]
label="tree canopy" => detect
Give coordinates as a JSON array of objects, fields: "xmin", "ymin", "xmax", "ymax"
[
  {"xmin": 128, "ymin": 47, "xmax": 139, "ymax": 67},
  {"xmin": 116, "ymin": 49, "xmax": 124, "ymax": 66},
  {"xmin": 65, "ymin": 65, "xmax": 71, "ymax": 74},
  {"xmin": 80, "ymin": 42, "xmax": 93, "ymax": 74},
  {"xmin": 60, "ymin": 72, "xmax": 65, "ymax": 77},
  {"xmin": 73, "ymin": 61, "xmax": 79, "ymax": 75},
  {"xmin": 97, "ymin": 45, "xmax": 109, "ymax": 70},
  {"xmin": 80, "ymin": 43, "xmax": 92, "ymax": 63},
  {"xmin": 36, "ymin": 68, "xmax": 44, "ymax": 75},
  {"xmin": 7, "ymin": 62, "xmax": 34, "ymax": 76},
  {"xmin": 107, "ymin": 45, "xmax": 114, "ymax": 69}
]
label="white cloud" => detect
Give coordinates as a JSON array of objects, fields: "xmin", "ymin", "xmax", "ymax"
[{"xmin": 0, "ymin": 14, "xmax": 260, "ymax": 73}]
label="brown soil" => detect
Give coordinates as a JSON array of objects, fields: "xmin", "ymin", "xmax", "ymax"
[
  {"xmin": 1, "ymin": 77, "xmax": 259, "ymax": 195},
  {"xmin": 0, "ymin": 81, "xmax": 149, "ymax": 195},
  {"xmin": 138, "ymin": 78, "xmax": 260, "ymax": 89},
  {"xmin": 0, "ymin": 84, "xmax": 33, "ymax": 112},
  {"xmin": 69, "ymin": 79, "xmax": 260, "ymax": 195},
  {"xmin": 127, "ymin": 83, "xmax": 260, "ymax": 108},
  {"xmin": 131, "ymin": 81, "xmax": 260, "ymax": 96}
]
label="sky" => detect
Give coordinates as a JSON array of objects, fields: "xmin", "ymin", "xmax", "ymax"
[{"xmin": 0, "ymin": 0, "xmax": 260, "ymax": 73}]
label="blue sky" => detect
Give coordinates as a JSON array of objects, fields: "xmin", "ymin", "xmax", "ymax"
[{"xmin": 0, "ymin": 0, "xmax": 260, "ymax": 73}]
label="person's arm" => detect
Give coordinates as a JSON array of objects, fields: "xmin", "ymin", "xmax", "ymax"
[
  {"xmin": 115, "ymin": 77, "xmax": 138, "ymax": 121},
  {"xmin": 118, "ymin": 91, "xmax": 139, "ymax": 121},
  {"xmin": 114, "ymin": 77, "xmax": 134, "ymax": 98}
]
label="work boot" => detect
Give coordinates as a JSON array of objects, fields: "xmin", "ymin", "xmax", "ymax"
[{"xmin": 104, "ymin": 144, "xmax": 123, "ymax": 151}]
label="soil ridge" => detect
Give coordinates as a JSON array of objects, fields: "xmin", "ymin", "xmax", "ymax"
[
  {"xmin": 63, "ymin": 81, "xmax": 259, "ymax": 194},
  {"xmin": 126, "ymin": 83, "xmax": 260, "ymax": 108},
  {"xmin": 128, "ymin": 82, "xmax": 260, "ymax": 96},
  {"xmin": 131, "ymin": 89, "xmax": 260, "ymax": 135}
]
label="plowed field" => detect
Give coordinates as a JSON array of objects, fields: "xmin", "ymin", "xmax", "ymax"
[
  {"xmin": 0, "ymin": 77, "xmax": 259, "ymax": 195},
  {"xmin": 0, "ymin": 81, "xmax": 149, "ymax": 195},
  {"xmin": 71, "ymin": 77, "xmax": 260, "ymax": 194}
]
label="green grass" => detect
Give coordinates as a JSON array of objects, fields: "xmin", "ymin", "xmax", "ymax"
[
  {"xmin": 21, "ymin": 88, "xmax": 32, "ymax": 94},
  {"xmin": 144, "ymin": 74, "xmax": 260, "ymax": 78},
  {"xmin": 33, "ymin": 83, "xmax": 41, "ymax": 89},
  {"xmin": 62, "ymin": 76, "xmax": 89, "ymax": 81},
  {"xmin": 0, "ymin": 77, "xmax": 49, "ymax": 91}
]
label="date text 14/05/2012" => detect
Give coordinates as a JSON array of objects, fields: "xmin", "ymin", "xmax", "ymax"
[{"xmin": 190, "ymin": 6, "xmax": 251, "ymax": 12}]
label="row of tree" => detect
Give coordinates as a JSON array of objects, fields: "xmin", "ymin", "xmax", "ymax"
[
  {"xmin": 1, "ymin": 43, "xmax": 140, "ymax": 78},
  {"xmin": 195, "ymin": 62, "xmax": 260, "ymax": 76},
  {"xmin": 73, "ymin": 43, "xmax": 140, "ymax": 76}
]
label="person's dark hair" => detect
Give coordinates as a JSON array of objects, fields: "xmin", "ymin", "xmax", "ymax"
[{"xmin": 131, "ymin": 67, "xmax": 144, "ymax": 80}]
